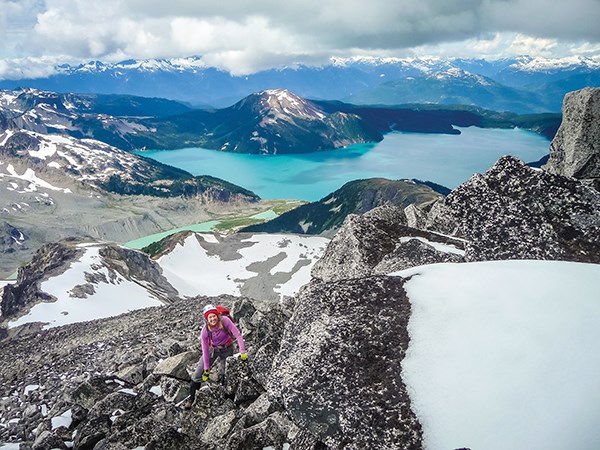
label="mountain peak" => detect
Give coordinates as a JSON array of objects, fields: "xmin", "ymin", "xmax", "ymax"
[
  {"xmin": 236, "ymin": 89, "xmax": 327, "ymax": 122},
  {"xmin": 262, "ymin": 88, "xmax": 326, "ymax": 120}
]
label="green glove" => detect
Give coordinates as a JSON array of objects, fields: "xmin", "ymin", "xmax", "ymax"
[
  {"xmin": 201, "ymin": 370, "xmax": 210, "ymax": 382},
  {"xmin": 240, "ymin": 353, "xmax": 248, "ymax": 361}
]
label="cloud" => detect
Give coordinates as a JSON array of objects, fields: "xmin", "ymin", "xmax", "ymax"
[
  {"xmin": 0, "ymin": 0, "xmax": 598, "ymax": 75},
  {"xmin": 0, "ymin": 0, "xmax": 45, "ymax": 56},
  {"xmin": 0, "ymin": 56, "xmax": 64, "ymax": 80}
]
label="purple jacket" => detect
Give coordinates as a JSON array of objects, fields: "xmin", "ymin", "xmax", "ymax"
[{"xmin": 200, "ymin": 316, "xmax": 246, "ymax": 370}]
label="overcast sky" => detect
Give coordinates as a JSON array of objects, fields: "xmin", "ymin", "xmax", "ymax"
[{"xmin": 1, "ymin": 0, "xmax": 599, "ymax": 78}]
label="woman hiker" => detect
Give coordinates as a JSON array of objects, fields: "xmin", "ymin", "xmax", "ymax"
[{"xmin": 184, "ymin": 304, "xmax": 248, "ymax": 409}]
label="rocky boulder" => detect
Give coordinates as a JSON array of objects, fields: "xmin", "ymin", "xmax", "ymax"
[
  {"xmin": 427, "ymin": 155, "xmax": 600, "ymax": 263},
  {"xmin": 311, "ymin": 205, "xmax": 465, "ymax": 282},
  {"xmin": 268, "ymin": 275, "xmax": 422, "ymax": 449},
  {"xmin": 544, "ymin": 87, "xmax": 600, "ymax": 189}
]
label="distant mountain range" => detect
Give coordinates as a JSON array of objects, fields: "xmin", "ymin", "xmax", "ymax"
[
  {"xmin": 0, "ymin": 55, "xmax": 598, "ymax": 113},
  {"xmin": 0, "ymin": 87, "xmax": 562, "ymax": 155}
]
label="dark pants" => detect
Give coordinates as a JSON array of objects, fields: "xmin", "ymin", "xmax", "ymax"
[{"xmin": 189, "ymin": 346, "xmax": 234, "ymax": 401}]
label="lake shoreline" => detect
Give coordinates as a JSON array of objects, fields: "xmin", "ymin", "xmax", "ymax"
[{"xmin": 137, "ymin": 127, "xmax": 550, "ymax": 201}]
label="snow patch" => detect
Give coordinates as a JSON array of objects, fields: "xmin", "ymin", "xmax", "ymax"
[
  {"xmin": 159, "ymin": 233, "xmax": 329, "ymax": 299},
  {"xmin": 393, "ymin": 260, "xmax": 600, "ymax": 450},
  {"xmin": 3, "ymin": 164, "xmax": 71, "ymax": 193},
  {"xmin": 51, "ymin": 409, "xmax": 72, "ymax": 430},
  {"xmin": 7, "ymin": 246, "xmax": 164, "ymax": 329},
  {"xmin": 399, "ymin": 236, "xmax": 465, "ymax": 255},
  {"xmin": 0, "ymin": 130, "xmax": 15, "ymax": 146}
]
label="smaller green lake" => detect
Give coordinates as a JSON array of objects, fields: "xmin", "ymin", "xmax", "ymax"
[{"xmin": 124, "ymin": 220, "xmax": 221, "ymax": 249}]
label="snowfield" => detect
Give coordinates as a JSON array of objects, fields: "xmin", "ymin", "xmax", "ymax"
[{"xmin": 393, "ymin": 260, "xmax": 600, "ymax": 450}]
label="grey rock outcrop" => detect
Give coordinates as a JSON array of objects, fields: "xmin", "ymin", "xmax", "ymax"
[
  {"xmin": 310, "ymin": 205, "xmax": 408, "ymax": 281},
  {"xmin": 427, "ymin": 155, "xmax": 600, "ymax": 263},
  {"xmin": 268, "ymin": 276, "xmax": 422, "ymax": 449},
  {"xmin": 153, "ymin": 351, "xmax": 200, "ymax": 381},
  {"xmin": 0, "ymin": 240, "xmax": 83, "ymax": 321},
  {"xmin": 373, "ymin": 238, "xmax": 463, "ymax": 274},
  {"xmin": 544, "ymin": 87, "xmax": 600, "ymax": 188},
  {"xmin": 312, "ymin": 205, "xmax": 465, "ymax": 282}
]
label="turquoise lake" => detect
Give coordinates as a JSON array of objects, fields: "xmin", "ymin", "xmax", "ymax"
[{"xmin": 139, "ymin": 127, "xmax": 550, "ymax": 201}]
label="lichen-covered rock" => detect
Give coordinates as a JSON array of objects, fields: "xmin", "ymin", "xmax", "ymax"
[
  {"xmin": 544, "ymin": 87, "xmax": 600, "ymax": 187},
  {"xmin": 427, "ymin": 155, "xmax": 600, "ymax": 263},
  {"xmin": 31, "ymin": 429, "xmax": 69, "ymax": 450},
  {"xmin": 226, "ymin": 412, "xmax": 294, "ymax": 450},
  {"xmin": 68, "ymin": 376, "xmax": 124, "ymax": 410},
  {"xmin": 312, "ymin": 204, "xmax": 465, "ymax": 281},
  {"xmin": 240, "ymin": 393, "xmax": 280, "ymax": 427},
  {"xmin": 115, "ymin": 363, "xmax": 144, "ymax": 385},
  {"xmin": 180, "ymin": 384, "xmax": 236, "ymax": 441},
  {"xmin": 374, "ymin": 237, "xmax": 464, "ymax": 273},
  {"xmin": 225, "ymin": 356, "xmax": 264, "ymax": 406},
  {"xmin": 268, "ymin": 276, "xmax": 422, "ymax": 449},
  {"xmin": 159, "ymin": 376, "xmax": 189, "ymax": 403},
  {"xmin": 310, "ymin": 205, "xmax": 408, "ymax": 282},
  {"xmin": 200, "ymin": 410, "xmax": 238, "ymax": 445},
  {"xmin": 404, "ymin": 202, "xmax": 433, "ymax": 229},
  {"xmin": 153, "ymin": 351, "xmax": 200, "ymax": 381}
]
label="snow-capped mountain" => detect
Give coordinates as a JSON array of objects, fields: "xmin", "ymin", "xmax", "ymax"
[
  {"xmin": 343, "ymin": 68, "xmax": 548, "ymax": 112},
  {"xmin": 0, "ymin": 126, "xmax": 258, "ymax": 200},
  {"xmin": 0, "ymin": 111, "xmax": 259, "ymax": 278},
  {"xmin": 0, "ymin": 86, "xmax": 563, "ymax": 156},
  {"xmin": 1, "ymin": 55, "xmax": 597, "ymax": 111},
  {"xmin": 0, "ymin": 88, "xmax": 191, "ymax": 149},
  {"xmin": 202, "ymin": 89, "xmax": 381, "ymax": 154}
]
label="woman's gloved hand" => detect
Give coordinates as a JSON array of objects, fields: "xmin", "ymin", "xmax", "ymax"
[
  {"xmin": 240, "ymin": 353, "xmax": 248, "ymax": 361},
  {"xmin": 201, "ymin": 370, "xmax": 210, "ymax": 381}
]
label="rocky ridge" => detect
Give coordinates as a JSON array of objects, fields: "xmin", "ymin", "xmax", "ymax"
[{"xmin": 241, "ymin": 178, "xmax": 445, "ymax": 236}]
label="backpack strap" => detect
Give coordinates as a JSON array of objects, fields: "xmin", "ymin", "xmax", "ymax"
[{"xmin": 206, "ymin": 319, "xmax": 234, "ymax": 348}]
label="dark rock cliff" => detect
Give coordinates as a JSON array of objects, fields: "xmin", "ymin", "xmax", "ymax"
[{"xmin": 426, "ymin": 155, "xmax": 600, "ymax": 263}]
